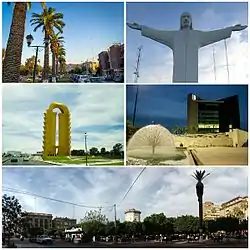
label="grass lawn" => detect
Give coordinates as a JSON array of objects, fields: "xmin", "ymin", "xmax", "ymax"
[{"xmin": 43, "ymin": 156, "xmax": 124, "ymax": 165}]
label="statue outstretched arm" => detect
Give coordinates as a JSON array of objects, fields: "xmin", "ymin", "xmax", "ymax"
[
  {"xmin": 127, "ymin": 22, "xmax": 174, "ymax": 48},
  {"xmin": 199, "ymin": 24, "xmax": 247, "ymax": 47}
]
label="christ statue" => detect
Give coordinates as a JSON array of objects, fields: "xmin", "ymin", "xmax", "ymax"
[{"xmin": 127, "ymin": 12, "xmax": 247, "ymax": 83}]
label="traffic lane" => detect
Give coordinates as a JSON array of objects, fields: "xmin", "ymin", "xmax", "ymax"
[{"xmin": 2, "ymin": 159, "xmax": 54, "ymax": 165}]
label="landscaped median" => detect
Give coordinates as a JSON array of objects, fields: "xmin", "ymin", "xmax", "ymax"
[{"xmin": 43, "ymin": 156, "xmax": 124, "ymax": 166}]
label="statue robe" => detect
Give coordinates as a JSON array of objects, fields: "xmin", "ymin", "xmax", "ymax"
[{"xmin": 141, "ymin": 26, "xmax": 233, "ymax": 83}]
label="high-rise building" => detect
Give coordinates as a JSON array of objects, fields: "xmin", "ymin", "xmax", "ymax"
[
  {"xmin": 98, "ymin": 51, "xmax": 110, "ymax": 72},
  {"xmin": 124, "ymin": 208, "xmax": 141, "ymax": 222},
  {"xmin": 187, "ymin": 94, "xmax": 240, "ymax": 133},
  {"xmin": 108, "ymin": 43, "xmax": 124, "ymax": 73},
  {"xmin": 203, "ymin": 196, "xmax": 248, "ymax": 220},
  {"xmin": 25, "ymin": 212, "xmax": 53, "ymax": 230},
  {"xmin": 52, "ymin": 217, "xmax": 77, "ymax": 230}
]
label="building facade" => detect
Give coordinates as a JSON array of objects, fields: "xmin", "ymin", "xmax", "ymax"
[
  {"xmin": 124, "ymin": 208, "xmax": 141, "ymax": 222},
  {"xmin": 108, "ymin": 43, "xmax": 124, "ymax": 78},
  {"xmin": 52, "ymin": 217, "xmax": 77, "ymax": 230},
  {"xmin": 98, "ymin": 51, "xmax": 110, "ymax": 75},
  {"xmin": 203, "ymin": 196, "xmax": 248, "ymax": 220},
  {"xmin": 187, "ymin": 94, "xmax": 240, "ymax": 133},
  {"xmin": 25, "ymin": 212, "xmax": 53, "ymax": 230}
]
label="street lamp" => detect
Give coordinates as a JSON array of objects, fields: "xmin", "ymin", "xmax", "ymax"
[
  {"xmin": 84, "ymin": 133, "xmax": 88, "ymax": 166},
  {"xmin": 26, "ymin": 34, "xmax": 49, "ymax": 83},
  {"xmin": 192, "ymin": 170, "xmax": 210, "ymax": 242}
]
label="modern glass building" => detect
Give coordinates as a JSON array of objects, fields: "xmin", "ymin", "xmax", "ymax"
[{"xmin": 187, "ymin": 94, "xmax": 240, "ymax": 133}]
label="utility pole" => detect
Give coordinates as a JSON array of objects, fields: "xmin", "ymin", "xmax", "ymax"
[
  {"xmin": 132, "ymin": 86, "xmax": 139, "ymax": 127},
  {"xmin": 133, "ymin": 46, "xmax": 142, "ymax": 84},
  {"xmin": 114, "ymin": 204, "xmax": 117, "ymax": 244},
  {"xmin": 132, "ymin": 46, "xmax": 142, "ymax": 126}
]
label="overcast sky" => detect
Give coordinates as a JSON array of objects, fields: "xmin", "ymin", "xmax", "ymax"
[
  {"xmin": 2, "ymin": 85, "xmax": 124, "ymax": 153},
  {"xmin": 126, "ymin": 2, "xmax": 248, "ymax": 83},
  {"xmin": 2, "ymin": 167, "xmax": 248, "ymax": 222}
]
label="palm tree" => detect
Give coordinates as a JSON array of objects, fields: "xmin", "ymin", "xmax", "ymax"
[
  {"xmin": 2, "ymin": 48, "xmax": 5, "ymax": 63},
  {"xmin": 2, "ymin": 3, "xmax": 45, "ymax": 82},
  {"xmin": 57, "ymin": 46, "xmax": 66, "ymax": 75},
  {"xmin": 30, "ymin": 7, "xmax": 65, "ymax": 82},
  {"xmin": 50, "ymin": 32, "xmax": 64, "ymax": 81},
  {"xmin": 192, "ymin": 170, "xmax": 210, "ymax": 237}
]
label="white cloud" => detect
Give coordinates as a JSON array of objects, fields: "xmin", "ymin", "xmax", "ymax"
[
  {"xmin": 2, "ymin": 167, "xmax": 248, "ymax": 222},
  {"xmin": 126, "ymin": 7, "xmax": 248, "ymax": 83},
  {"xmin": 2, "ymin": 84, "xmax": 124, "ymax": 153}
]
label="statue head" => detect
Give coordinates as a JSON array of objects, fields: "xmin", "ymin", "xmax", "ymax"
[{"xmin": 180, "ymin": 12, "xmax": 193, "ymax": 30}]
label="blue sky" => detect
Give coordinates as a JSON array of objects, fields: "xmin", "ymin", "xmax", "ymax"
[
  {"xmin": 2, "ymin": 2, "xmax": 124, "ymax": 64},
  {"xmin": 2, "ymin": 167, "xmax": 248, "ymax": 221},
  {"xmin": 127, "ymin": 85, "xmax": 248, "ymax": 130},
  {"xmin": 2, "ymin": 85, "xmax": 124, "ymax": 153},
  {"xmin": 126, "ymin": 2, "xmax": 248, "ymax": 83}
]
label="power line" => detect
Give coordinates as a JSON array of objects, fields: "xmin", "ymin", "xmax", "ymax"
[
  {"xmin": 3, "ymin": 186, "xmax": 113, "ymax": 210},
  {"xmin": 118, "ymin": 167, "xmax": 146, "ymax": 206}
]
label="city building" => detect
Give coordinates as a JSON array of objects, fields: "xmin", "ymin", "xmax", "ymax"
[
  {"xmin": 53, "ymin": 217, "xmax": 77, "ymax": 230},
  {"xmin": 66, "ymin": 64, "xmax": 82, "ymax": 73},
  {"xmin": 203, "ymin": 196, "xmax": 248, "ymax": 220},
  {"xmin": 124, "ymin": 208, "xmax": 141, "ymax": 222},
  {"xmin": 108, "ymin": 43, "xmax": 124, "ymax": 78},
  {"xmin": 98, "ymin": 51, "xmax": 110, "ymax": 76},
  {"xmin": 25, "ymin": 212, "xmax": 53, "ymax": 229},
  {"xmin": 187, "ymin": 94, "xmax": 240, "ymax": 133}
]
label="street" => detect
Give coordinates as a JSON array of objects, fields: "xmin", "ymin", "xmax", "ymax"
[
  {"xmin": 2, "ymin": 156, "xmax": 55, "ymax": 166},
  {"xmin": 10, "ymin": 238, "xmax": 248, "ymax": 248}
]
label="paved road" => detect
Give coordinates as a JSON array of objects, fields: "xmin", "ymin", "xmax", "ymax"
[
  {"xmin": 11, "ymin": 239, "xmax": 248, "ymax": 248},
  {"xmin": 2, "ymin": 157, "xmax": 55, "ymax": 166}
]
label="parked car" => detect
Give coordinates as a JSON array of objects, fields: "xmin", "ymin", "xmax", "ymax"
[
  {"xmin": 10, "ymin": 156, "xmax": 18, "ymax": 162},
  {"xmin": 29, "ymin": 237, "xmax": 37, "ymax": 243},
  {"xmin": 37, "ymin": 235, "xmax": 53, "ymax": 245}
]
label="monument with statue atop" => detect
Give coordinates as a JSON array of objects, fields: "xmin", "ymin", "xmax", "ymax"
[{"xmin": 127, "ymin": 12, "xmax": 247, "ymax": 83}]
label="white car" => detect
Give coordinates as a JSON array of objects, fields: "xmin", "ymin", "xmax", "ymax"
[
  {"xmin": 37, "ymin": 235, "xmax": 53, "ymax": 245},
  {"xmin": 73, "ymin": 236, "xmax": 81, "ymax": 244},
  {"xmin": 78, "ymin": 75, "xmax": 90, "ymax": 83},
  {"xmin": 23, "ymin": 155, "xmax": 30, "ymax": 161}
]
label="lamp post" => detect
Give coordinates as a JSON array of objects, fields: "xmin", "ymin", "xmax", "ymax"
[
  {"xmin": 26, "ymin": 34, "xmax": 49, "ymax": 83},
  {"xmin": 84, "ymin": 133, "xmax": 88, "ymax": 166}
]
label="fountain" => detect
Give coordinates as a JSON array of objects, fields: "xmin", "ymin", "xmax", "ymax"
[{"xmin": 127, "ymin": 124, "xmax": 187, "ymax": 165}]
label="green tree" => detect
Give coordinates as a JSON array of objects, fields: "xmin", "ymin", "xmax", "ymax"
[
  {"xmin": 143, "ymin": 213, "xmax": 174, "ymax": 235},
  {"xmin": 2, "ymin": 194, "xmax": 23, "ymax": 245},
  {"xmin": 89, "ymin": 147, "xmax": 99, "ymax": 156},
  {"xmin": 50, "ymin": 31, "xmax": 64, "ymax": 79},
  {"xmin": 100, "ymin": 147, "xmax": 106, "ymax": 156},
  {"xmin": 111, "ymin": 143, "xmax": 123, "ymax": 158},
  {"xmin": 79, "ymin": 209, "xmax": 108, "ymax": 239},
  {"xmin": 174, "ymin": 215, "xmax": 199, "ymax": 233},
  {"xmin": 30, "ymin": 7, "xmax": 65, "ymax": 81}
]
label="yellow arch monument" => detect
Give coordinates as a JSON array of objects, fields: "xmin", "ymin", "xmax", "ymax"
[{"xmin": 43, "ymin": 102, "xmax": 71, "ymax": 157}]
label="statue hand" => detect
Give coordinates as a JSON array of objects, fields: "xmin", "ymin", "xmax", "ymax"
[
  {"xmin": 127, "ymin": 22, "xmax": 142, "ymax": 30},
  {"xmin": 232, "ymin": 24, "xmax": 248, "ymax": 31}
]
